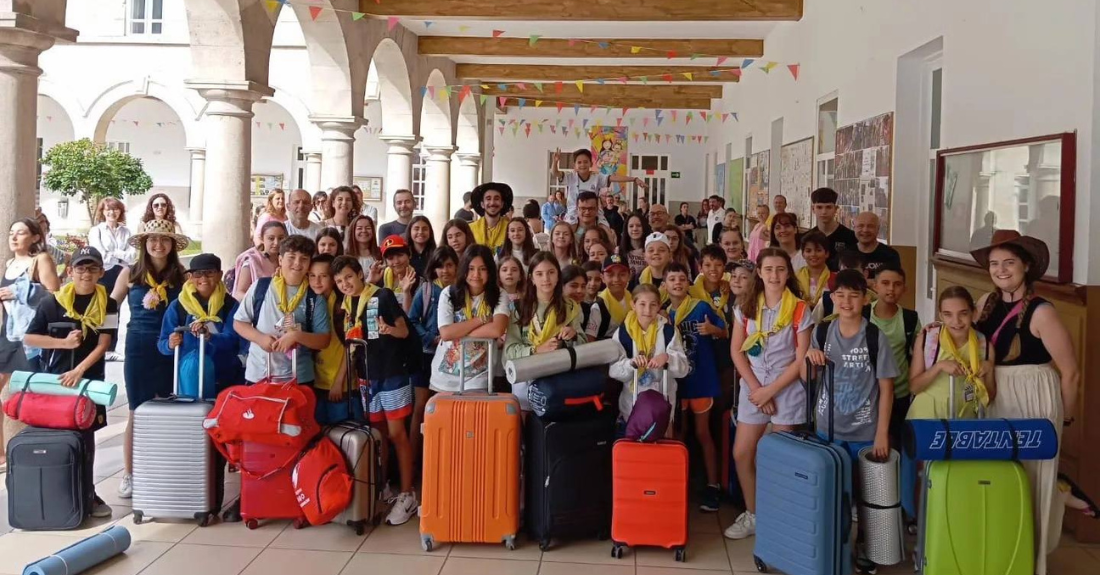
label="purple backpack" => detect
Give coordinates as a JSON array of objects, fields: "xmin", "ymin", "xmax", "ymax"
[{"xmin": 625, "ymin": 388, "xmax": 671, "ymax": 442}]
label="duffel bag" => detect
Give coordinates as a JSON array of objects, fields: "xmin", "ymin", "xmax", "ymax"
[
  {"xmin": 528, "ymin": 366, "xmax": 607, "ymax": 421},
  {"xmin": 203, "ymin": 380, "xmax": 320, "ymax": 474},
  {"xmin": 2, "ymin": 380, "xmax": 96, "ymax": 431},
  {"xmin": 292, "ymin": 436, "xmax": 354, "ymax": 526}
]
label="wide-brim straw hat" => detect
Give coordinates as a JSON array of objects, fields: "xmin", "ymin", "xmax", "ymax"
[
  {"xmin": 128, "ymin": 219, "xmax": 191, "ymax": 252},
  {"xmin": 969, "ymin": 229, "xmax": 1049, "ymax": 283}
]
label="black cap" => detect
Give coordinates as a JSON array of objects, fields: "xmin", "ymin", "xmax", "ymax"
[
  {"xmin": 602, "ymin": 254, "xmax": 629, "ymax": 272},
  {"xmin": 71, "ymin": 246, "xmax": 103, "ymax": 268},
  {"xmin": 187, "ymin": 253, "xmax": 222, "ymax": 273}
]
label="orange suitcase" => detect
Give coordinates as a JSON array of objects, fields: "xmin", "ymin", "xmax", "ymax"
[
  {"xmin": 420, "ymin": 338, "xmax": 521, "ymax": 552},
  {"xmin": 610, "ymin": 370, "xmax": 688, "ymax": 562}
]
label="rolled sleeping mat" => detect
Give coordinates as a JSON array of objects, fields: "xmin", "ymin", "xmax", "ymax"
[
  {"xmin": 528, "ymin": 365, "xmax": 609, "ymax": 421},
  {"xmin": 905, "ymin": 418, "xmax": 1058, "ymax": 462},
  {"xmin": 9, "ymin": 371, "xmax": 118, "ymax": 407},
  {"xmin": 856, "ymin": 448, "xmax": 905, "ymax": 566},
  {"xmin": 505, "ymin": 339, "xmax": 621, "ymax": 384},
  {"xmin": 22, "ymin": 525, "xmax": 131, "ymax": 575}
]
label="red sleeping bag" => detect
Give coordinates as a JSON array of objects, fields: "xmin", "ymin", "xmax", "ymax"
[
  {"xmin": 2, "ymin": 390, "xmax": 95, "ymax": 430},
  {"xmin": 292, "ymin": 437, "xmax": 353, "ymax": 526}
]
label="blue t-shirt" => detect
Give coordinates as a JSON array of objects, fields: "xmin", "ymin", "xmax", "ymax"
[{"xmin": 667, "ymin": 300, "xmax": 726, "ymax": 399}]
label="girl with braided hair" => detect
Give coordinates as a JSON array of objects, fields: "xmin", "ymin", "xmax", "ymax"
[{"xmin": 971, "ymin": 230, "xmax": 1079, "ymax": 575}]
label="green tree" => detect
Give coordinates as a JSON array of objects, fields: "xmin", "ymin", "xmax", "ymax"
[{"xmin": 41, "ymin": 138, "xmax": 154, "ymax": 224}]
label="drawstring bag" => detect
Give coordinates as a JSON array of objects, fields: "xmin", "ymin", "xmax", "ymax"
[
  {"xmin": 292, "ymin": 436, "xmax": 353, "ymax": 526},
  {"xmin": 624, "ymin": 389, "xmax": 671, "ymax": 442}
]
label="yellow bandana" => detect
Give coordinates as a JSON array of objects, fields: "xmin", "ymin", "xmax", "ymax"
[
  {"xmin": 56, "ymin": 283, "xmax": 108, "ymax": 336},
  {"xmin": 598, "ymin": 289, "xmax": 633, "ymax": 326},
  {"xmin": 741, "ymin": 289, "xmax": 800, "ymax": 357},
  {"xmin": 639, "ymin": 267, "xmax": 670, "ymax": 303},
  {"xmin": 144, "ymin": 272, "xmax": 170, "ymax": 309},
  {"xmin": 383, "ymin": 266, "xmax": 408, "ymax": 295},
  {"xmin": 272, "ymin": 273, "xmax": 309, "ymax": 316},
  {"xmin": 624, "ymin": 310, "xmax": 659, "ymax": 377},
  {"xmin": 671, "ymin": 296, "xmax": 702, "ymax": 329},
  {"xmin": 797, "ymin": 267, "xmax": 831, "ymax": 309},
  {"xmin": 939, "ymin": 326, "xmax": 990, "ymax": 413},
  {"xmin": 342, "ymin": 284, "xmax": 380, "ymax": 335},
  {"xmin": 178, "ymin": 282, "xmax": 226, "ymax": 324},
  {"xmin": 464, "ymin": 292, "xmax": 492, "ymax": 322},
  {"xmin": 528, "ymin": 300, "xmax": 580, "ymax": 348},
  {"xmin": 470, "ymin": 217, "xmax": 508, "ymax": 250},
  {"xmin": 690, "ymin": 273, "xmax": 730, "ymax": 321}
]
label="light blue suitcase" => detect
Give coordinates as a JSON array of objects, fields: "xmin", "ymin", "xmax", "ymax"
[{"xmin": 753, "ymin": 360, "xmax": 853, "ymax": 575}]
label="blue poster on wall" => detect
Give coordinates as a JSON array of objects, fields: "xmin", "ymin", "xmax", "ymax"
[{"xmin": 715, "ymin": 162, "xmax": 727, "ymax": 202}]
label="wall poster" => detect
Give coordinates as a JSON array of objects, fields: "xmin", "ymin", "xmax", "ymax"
[
  {"xmin": 746, "ymin": 150, "xmax": 771, "ymax": 213},
  {"xmin": 727, "ymin": 158, "xmax": 744, "ymax": 216},
  {"xmin": 715, "ymin": 162, "xmax": 727, "ymax": 203},
  {"xmin": 780, "ymin": 137, "xmax": 814, "ymax": 228},
  {"xmin": 590, "ymin": 127, "xmax": 629, "ymax": 178},
  {"xmin": 834, "ymin": 112, "xmax": 894, "ymax": 240}
]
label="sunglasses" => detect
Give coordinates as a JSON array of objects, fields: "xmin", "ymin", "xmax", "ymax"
[{"xmin": 152, "ymin": 202, "xmax": 168, "ymax": 208}]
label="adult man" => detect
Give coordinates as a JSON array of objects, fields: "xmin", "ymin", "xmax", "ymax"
[
  {"xmin": 602, "ymin": 190, "xmax": 625, "ymax": 236},
  {"xmin": 854, "ymin": 211, "xmax": 901, "ymax": 279},
  {"xmin": 636, "ymin": 194, "xmax": 651, "ymax": 219},
  {"xmin": 469, "ymin": 182, "xmax": 512, "ymax": 250},
  {"xmin": 648, "ymin": 204, "xmax": 670, "ymax": 231},
  {"xmin": 378, "ymin": 189, "xmax": 415, "ymax": 241},
  {"xmin": 573, "ymin": 191, "xmax": 612, "ymax": 243},
  {"xmin": 284, "ymin": 189, "xmax": 324, "ymax": 241},
  {"xmin": 453, "ymin": 192, "xmax": 475, "ymax": 223},
  {"xmin": 551, "ymin": 148, "xmax": 647, "ymax": 223},
  {"xmin": 810, "ymin": 187, "xmax": 858, "ymax": 270},
  {"xmin": 675, "ymin": 202, "xmax": 698, "ymax": 246},
  {"xmin": 773, "ymin": 194, "xmax": 788, "ymax": 216},
  {"xmin": 351, "ymin": 185, "xmax": 379, "ymax": 223},
  {"xmin": 706, "ymin": 195, "xmax": 725, "ymax": 242},
  {"xmin": 542, "ymin": 191, "xmax": 565, "ymax": 230}
]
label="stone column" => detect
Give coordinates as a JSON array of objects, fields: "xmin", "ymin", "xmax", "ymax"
[
  {"xmin": 303, "ymin": 152, "xmax": 323, "ymax": 192},
  {"xmin": 423, "ymin": 146, "xmax": 455, "ymax": 232},
  {"xmin": 0, "ymin": 29, "xmax": 56, "ymax": 262},
  {"xmin": 379, "ymin": 135, "xmax": 418, "ymax": 222},
  {"xmin": 186, "ymin": 82, "xmax": 272, "ymax": 263},
  {"xmin": 312, "ymin": 116, "xmax": 360, "ymax": 190},
  {"xmin": 186, "ymin": 147, "xmax": 206, "ymax": 238},
  {"xmin": 455, "ymin": 153, "xmax": 482, "ymax": 214}
]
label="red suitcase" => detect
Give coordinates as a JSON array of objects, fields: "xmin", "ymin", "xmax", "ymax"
[
  {"xmin": 239, "ymin": 442, "xmax": 306, "ymax": 529},
  {"xmin": 610, "ymin": 370, "xmax": 688, "ymax": 561}
]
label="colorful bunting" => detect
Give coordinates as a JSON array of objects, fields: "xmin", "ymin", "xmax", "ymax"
[
  {"xmin": 631, "ymin": 46, "xmax": 643, "ymax": 54},
  {"xmin": 459, "ymin": 25, "xmax": 470, "ymax": 33},
  {"xmin": 788, "ymin": 64, "xmax": 800, "ymax": 80},
  {"xmin": 498, "ymin": 96, "xmax": 508, "ymax": 107},
  {"xmin": 682, "ymin": 72, "xmax": 694, "ymax": 81},
  {"xmin": 308, "ymin": 6, "xmax": 322, "ymax": 20},
  {"xmin": 492, "ymin": 29, "xmax": 505, "ymax": 38},
  {"xmin": 761, "ymin": 61, "xmax": 778, "ymax": 73},
  {"xmin": 575, "ymin": 81, "xmax": 584, "ymax": 93},
  {"xmin": 351, "ymin": 11, "xmax": 365, "ymax": 20},
  {"xmin": 265, "ymin": 1, "xmax": 280, "ymax": 15},
  {"xmin": 529, "ymin": 35, "xmax": 542, "ymax": 46},
  {"xmin": 598, "ymin": 42, "xmax": 610, "ymax": 49},
  {"xmin": 424, "ymin": 21, "xmax": 434, "ymax": 28},
  {"xmin": 717, "ymin": 56, "xmax": 729, "ymax": 66},
  {"xmin": 386, "ymin": 16, "xmax": 399, "ymax": 31}
]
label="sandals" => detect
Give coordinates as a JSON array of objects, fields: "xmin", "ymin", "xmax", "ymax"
[{"xmin": 1059, "ymin": 473, "xmax": 1099, "ymax": 519}]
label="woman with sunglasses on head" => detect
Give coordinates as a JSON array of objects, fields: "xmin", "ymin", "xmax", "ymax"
[
  {"xmin": 310, "ymin": 191, "xmax": 331, "ymax": 223},
  {"xmin": 141, "ymin": 193, "xmax": 184, "ymax": 234}
]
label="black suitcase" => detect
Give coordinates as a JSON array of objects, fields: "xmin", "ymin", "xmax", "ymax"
[
  {"xmin": 6, "ymin": 426, "xmax": 94, "ymax": 530},
  {"xmin": 525, "ymin": 411, "xmax": 615, "ymax": 550}
]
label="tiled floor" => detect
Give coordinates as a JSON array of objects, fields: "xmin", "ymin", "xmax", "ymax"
[{"xmin": 3, "ymin": 365, "xmax": 1100, "ymax": 574}]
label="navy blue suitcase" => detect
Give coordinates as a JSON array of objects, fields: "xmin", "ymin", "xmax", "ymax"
[{"xmin": 753, "ymin": 359, "xmax": 853, "ymax": 575}]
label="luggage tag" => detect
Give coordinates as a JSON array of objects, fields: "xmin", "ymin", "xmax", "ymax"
[
  {"xmin": 963, "ymin": 383, "xmax": 976, "ymax": 404},
  {"xmin": 365, "ymin": 297, "xmax": 380, "ymax": 339}
]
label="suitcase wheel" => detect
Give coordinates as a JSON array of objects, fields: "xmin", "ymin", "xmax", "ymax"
[
  {"xmin": 674, "ymin": 547, "xmax": 686, "ymax": 563},
  {"xmin": 611, "ymin": 544, "xmax": 625, "ymax": 559},
  {"xmin": 753, "ymin": 555, "xmax": 768, "ymax": 573},
  {"xmin": 293, "ymin": 518, "xmax": 307, "ymax": 530},
  {"xmin": 245, "ymin": 519, "xmax": 259, "ymax": 530},
  {"xmin": 353, "ymin": 521, "xmax": 366, "ymax": 537},
  {"xmin": 132, "ymin": 511, "xmax": 144, "ymax": 525},
  {"xmin": 421, "ymin": 535, "xmax": 435, "ymax": 552},
  {"xmin": 503, "ymin": 535, "xmax": 516, "ymax": 551}
]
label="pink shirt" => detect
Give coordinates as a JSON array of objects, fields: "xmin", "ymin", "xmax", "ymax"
[{"xmin": 253, "ymin": 213, "xmax": 287, "ymax": 245}]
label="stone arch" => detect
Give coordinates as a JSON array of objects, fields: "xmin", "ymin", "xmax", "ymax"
[
  {"xmin": 87, "ymin": 79, "xmax": 203, "ymax": 148},
  {"xmin": 267, "ymin": 86, "xmax": 322, "ymax": 152},
  {"xmin": 455, "ymin": 89, "xmax": 481, "ymax": 155},
  {"xmin": 37, "ymin": 79, "xmax": 85, "ymax": 137},
  {"xmin": 370, "ymin": 38, "xmax": 415, "ymax": 137},
  {"xmin": 288, "ymin": 0, "xmax": 367, "ymax": 120},
  {"xmin": 419, "ymin": 68, "xmax": 453, "ymax": 147},
  {"xmin": 182, "ymin": 0, "xmax": 278, "ymax": 86}
]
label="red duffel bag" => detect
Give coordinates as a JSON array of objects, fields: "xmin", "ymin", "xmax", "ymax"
[
  {"xmin": 293, "ymin": 436, "xmax": 353, "ymax": 526},
  {"xmin": 2, "ymin": 388, "xmax": 96, "ymax": 430}
]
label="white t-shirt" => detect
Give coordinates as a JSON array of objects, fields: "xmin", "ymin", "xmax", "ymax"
[
  {"xmin": 562, "ymin": 171, "xmax": 610, "ymax": 222},
  {"xmin": 285, "ymin": 219, "xmax": 323, "ymax": 241},
  {"xmin": 707, "ymin": 210, "xmax": 724, "ymax": 243},
  {"xmin": 430, "ymin": 286, "xmax": 513, "ymax": 392}
]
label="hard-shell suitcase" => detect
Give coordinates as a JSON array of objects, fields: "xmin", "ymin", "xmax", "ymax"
[
  {"xmin": 525, "ymin": 409, "xmax": 615, "ymax": 550},
  {"xmin": 132, "ymin": 327, "xmax": 219, "ymax": 526},
  {"xmin": 915, "ymin": 376, "xmax": 1034, "ymax": 575},
  {"xmin": 5, "ymin": 427, "xmax": 92, "ymax": 530},
  {"xmin": 420, "ymin": 338, "xmax": 521, "ymax": 552},
  {"xmin": 753, "ymin": 359, "xmax": 853, "ymax": 575},
  {"xmin": 328, "ymin": 336, "xmax": 382, "ymax": 535},
  {"xmin": 610, "ymin": 370, "xmax": 688, "ymax": 562}
]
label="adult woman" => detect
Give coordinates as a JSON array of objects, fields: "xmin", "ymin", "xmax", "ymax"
[
  {"xmin": 253, "ymin": 189, "xmax": 287, "ymax": 245},
  {"xmin": 88, "ymin": 197, "xmax": 136, "ymax": 293},
  {"xmin": 769, "ymin": 212, "xmax": 806, "ymax": 272},
  {"xmin": 0, "ymin": 219, "xmax": 60, "ymax": 472},
  {"xmin": 316, "ymin": 228, "xmax": 344, "ymax": 257},
  {"xmin": 748, "ymin": 204, "xmax": 770, "ymax": 262},
  {"xmin": 311, "ymin": 191, "xmax": 330, "ymax": 223},
  {"xmin": 549, "ymin": 221, "xmax": 579, "ymax": 269},
  {"xmin": 110, "ymin": 220, "xmax": 188, "ymax": 499},
  {"xmin": 405, "ymin": 215, "xmax": 436, "ymax": 279},
  {"xmin": 618, "ymin": 213, "xmax": 651, "ymax": 276},
  {"xmin": 345, "ymin": 214, "xmax": 382, "ymax": 282},
  {"xmin": 324, "ymin": 186, "xmax": 360, "ymax": 237},
  {"xmin": 972, "ymin": 231, "xmax": 1079, "ymax": 575},
  {"xmin": 233, "ymin": 221, "xmax": 286, "ymax": 301},
  {"xmin": 140, "ymin": 193, "xmax": 184, "ymax": 233},
  {"xmin": 34, "ymin": 210, "xmax": 68, "ymax": 267},
  {"xmin": 441, "ymin": 219, "xmax": 475, "ymax": 257},
  {"xmin": 663, "ymin": 224, "xmax": 698, "ymax": 279}
]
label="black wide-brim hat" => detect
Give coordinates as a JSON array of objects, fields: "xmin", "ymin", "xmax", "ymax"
[{"xmin": 471, "ymin": 182, "xmax": 514, "ymax": 217}]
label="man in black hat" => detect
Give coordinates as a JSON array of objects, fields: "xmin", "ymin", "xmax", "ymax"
[{"xmin": 469, "ymin": 182, "xmax": 513, "ymax": 251}]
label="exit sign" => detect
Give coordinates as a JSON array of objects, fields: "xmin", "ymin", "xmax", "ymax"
[{"xmin": 671, "ymin": 172, "xmax": 681, "ymax": 179}]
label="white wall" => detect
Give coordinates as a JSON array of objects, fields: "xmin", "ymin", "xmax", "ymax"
[
  {"xmin": 492, "ymin": 107, "xmax": 711, "ymax": 207},
  {"xmin": 353, "ymin": 99, "xmax": 390, "ymax": 217},
  {"xmin": 705, "ymin": 0, "xmax": 1099, "ymax": 289},
  {"xmin": 104, "ymin": 98, "xmax": 190, "ymax": 187}
]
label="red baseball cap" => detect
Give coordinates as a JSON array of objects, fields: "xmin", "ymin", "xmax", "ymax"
[{"xmin": 381, "ymin": 235, "xmax": 408, "ymax": 257}]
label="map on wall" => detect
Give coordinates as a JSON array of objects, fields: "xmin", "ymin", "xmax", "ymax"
[
  {"xmin": 834, "ymin": 112, "xmax": 893, "ymax": 240},
  {"xmin": 746, "ymin": 150, "xmax": 771, "ymax": 213},
  {"xmin": 780, "ymin": 137, "xmax": 814, "ymax": 228},
  {"xmin": 727, "ymin": 158, "xmax": 744, "ymax": 216}
]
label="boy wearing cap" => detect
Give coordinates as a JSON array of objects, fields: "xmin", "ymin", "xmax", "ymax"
[
  {"xmin": 469, "ymin": 182, "xmax": 513, "ymax": 251},
  {"xmin": 379, "ymin": 235, "xmax": 417, "ymax": 312},
  {"xmin": 633, "ymin": 232, "xmax": 673, "ymax": 304},
  {"xmin": 586, "ymin": 255, "xmax": 633, "ymax": 341},
  {"xmin": 24, "ymin": 247, "xmax": 119, "ymax": 519}
]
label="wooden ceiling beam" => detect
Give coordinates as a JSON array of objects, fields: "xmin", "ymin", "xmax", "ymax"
[
  {"xmin": 418, "ymin": 37, "xmax": 763, "ymax": 58},
  {"xmin": 457, "ymin": 64, "xmax": 741, "ymax": 82},
  {"xmin": 359, "ymin": 0, "xmax": 802, "ymax": 21},
  {"xmin": 482, "ymin": 84, "xmax": 723, "ymax": 99},
  {"xmin": 490, "ymin": 94, "xmax": 713, "ymax": 111}
]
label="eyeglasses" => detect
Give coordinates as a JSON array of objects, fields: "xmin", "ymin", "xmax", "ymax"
[
  {"xmin": 189, "ymin": 271, "xmax": 219, "ymax": 279},
  {"xmin": 72, "ymin": 266, "xmax": 103, "ymax": 276}
]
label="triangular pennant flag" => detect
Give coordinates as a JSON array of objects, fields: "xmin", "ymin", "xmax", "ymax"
[
  {"xmin": 656, "ymin": 115, "xmax": 664, "ymax": 126},
  {"xmin": 351, "ymin": 11, "xmax": 366, "ymax": 20},
  {"xmin": 682, "ymin": 72, "xmax": 694, "ymax": 81},
  {"xmin": 458, "ymin": 85, "xmax": 472, "ymax": 102},
  {"xmin": 671, "ymin": 110, "xmax": 678, "ymax": 122},
  {"xmin": 534, "ymin": 82, "xmax": 543, "ymax": 93},
  {"xmin": 551, "ymin": 126, "xmax": 557, "ymax": 134},
  {"xmin": 556, "ymin": 102, "xmax": 565, "ymax": 112},
  {"xmin": 492, "ymin": 30, "xmax": 505, "ymax": 38},
  {"xmin": 155, "ymin": 122, "xmax": 162, "ymax": 127},
  {"xmin": 643, "ymin": 118, "xmax": 650, "ymax": 127},
  {"xmin": 255, "ymin": 121, "xmax": 261, "ymax": 128},
  {"xmin": 762, "ymin": 61, "xmax": 778, "ymax": 73},
  {"xmin": 525, "ymin": 125, "xmax": 532, "ymax": 137},
  {"xmin": 666, "ymin": 51, "xmax": 677, "ymax": 59},
  {"xmin": 459, "ymin": 25, "xmax": 470, "ymax": 33},
  {"xmin": 621, "ymin": 107, "xmax": 628, "ymax": 116},
  {"xmin": 279, "ymin": 122, "xmax": 285, "ymax": 130},
  {"xmin": 663, "ymin": 74, "xmax": 673, "ymax": 83},
  {"xmin": 265, "ymin": 0, "xmax": 280, "ymax": 14},
  {"xmin": 428, "ymin": 86, "xmax": 436, "ymax": 99},
  {"xmin": 567, "ymin": 39, "xmax": 578, "ymax": 47},
  {"xmin": 497, "ymin": 83, "xmax": 509, "ymax": 91},
  {"xmin": 534, "ymin": 100, "xmax": 542, "ymax": 108},
  {"xmin": 598, "ymin": 42, "xmax": 610, "ymax": 49},
  {"xmin": 537, "ymin": 123, "xmax": 544, "ymax": 133},
  {"xmin": 498, "ymin": 127, "xmax": 505, "ymax": 135},
  {"xmin": 419, "ymin": 86, "xmax": 428, "ymax": 97},
  {"xmin": 480, "ymin": 94, "xmax": 489, "ymax": 105},
  {"xmin": 633, "ymin": 133, "xmax": 639, "ymax": 142},
  {"xmin": 309, "ymin": 6, "xmax": 322, "ymax": 20},
  {"xmin": 788, "ymin": 64, "xmax": 800, "ymax": 80},
  {"xmin": 732, "ymin": 112, "xmax": 739, "ymax": 121},
  {"xmin": 582, "ymin": 119, "xmax": 590, "ymax": 129},
  {"xmin": 701, "ymin": 111, "xmax": 708, "ymax": 121},
  {"xmin": 731, "ymin": 68, "xmax": 743, "ymax": 78},
  {"xmin": 722, "ymin": 113, "xmax": 729, "ymax": 122},
  {"xmin": 705, "ymin": 136, "xmax": 710, "ymax": 143},
  {"xmin": 597, "ymin": 79, "xmax": 606, "ymax": 85},
  {"xmin": 498, "ymin": 96, "xmax": 508, "ymax": 107},
  {"xmin": 640, "ymin": 76, "xmax": 648, "ymax": 84},
  {"xmin": 690, "ymin": 53, "xmax": 701, "ymax": 60},
  {"xmin": 575, "ymin": 81, "xmax": 584, "ymax": 93},
  {"xmin": 709, "ymin": 70, "xmax": 721, "ymax": 77},
  {"xmin": 498, "ymin": 119, "xmax": 506, "ymax": 127},
  {"xmin": 590, "ymin": 106, "xmax": 598, "ymax": 114},
  {"xmin": 481, "ymin": 84, "xmax": 491, "ymax": 90},
  {"xmin": 717, "ymin": 56, "xmax": 729, "ymax": 66},
  {"xmin": 686, "ymin": 112, "xmax": 693, "ymax": 124},
  {"xmin": 266, "ymin": 122, "xmax": 272, "ymax": 129},
  {"xmin": 512, "ymin": 125, "xmax": 520, "ymax": 136},
  {"xmin": 529, "ymin": 35, "xmax": 541, "ymax": 46},
  {"xmin": 629, "ymin": 118, "xmax": 636, "ymax": 126},
  {"xmin": 742, "ymin": 58, "xmax": 755, "ymax": 69},
  {"xmin": 568, "ymin": 119, "xmax": 574, "ymax": 129},
  {"xmin": 516, "ymin": 82, "xmax": 527, "ymax": 90},
  {"xmin": 573, "ymin": 104, "xmax": 581, "ymax": 115},
  {"xmin": 665, "ymin": 134, "xmax": 671, "ymax": 143},
  {"xmin": 618, "ymin": 77, "xmax": 629, "ymax": 84},
  {"xmin": 439, "ymin": 86, "xmax": 451, "ymax": 100},
  {"xmin": 631, "ymin": 46, "xmax": 643, "ymax": 54},
  {"xmin": 387, "ymin": 16, "xmax": 399, "ymax": 31},
  {"xmin": 424, "ymin": 21, "xmax": 434, "ymax": 28},
  {"xmin": 555, "ymin": 82, "xmax": 564, "ymax": 93},
  {"xmin": 616, "ymin": 118, "xmax": 623, "ymax": 127}
]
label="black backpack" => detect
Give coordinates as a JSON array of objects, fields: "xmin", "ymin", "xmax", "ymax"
[
  {"xmin": 814, "ymin": 319, "xmax": 880, "ymax": 372},
  {"xmin": 862, "ymin": 304, "xmax": 919, "ymax": 362}
]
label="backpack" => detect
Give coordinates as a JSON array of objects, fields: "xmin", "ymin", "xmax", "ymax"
[
  {"xmin": 815, "ymin": 319, "xmax": 880, "ymax": 373},
  {"xmin": 593, "ymin": 299, "xmax": 613, "ymax": 340},
  {"xmin": 251, "ymin": 277, "xmax": 316, "ymax": 332},
  {"xmin": 863, "ymin": 304, "xmax": 919, "ymax": 362},
  {"xmin": 616, "ymin": 322, "xmax": 677, "ymax": 358},
  {"xmin": 292, "ymin": 436, "xmax": 353, "ymax": 526}
]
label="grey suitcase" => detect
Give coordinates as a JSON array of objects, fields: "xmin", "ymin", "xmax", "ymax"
[
  {"xmin": 328, "ymin": 338, "xmax": 382, "ymax": 534},
  {"xmin": 131, "ymin": 327, "xmax": 219, "ymax": 526}
]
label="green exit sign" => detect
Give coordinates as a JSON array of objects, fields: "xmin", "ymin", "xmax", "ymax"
[{"xmin": 671, "ymin": 172, "xmax": 681, "ymax": 179}]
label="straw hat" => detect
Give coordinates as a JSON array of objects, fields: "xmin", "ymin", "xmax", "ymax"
[
  {"xmin": 969, "ymin": 229, "xmax": 1049, "ymax": 283},
  {"xmin": 128, "ymin": 219, "xmax": 191, "ymax": 252}
]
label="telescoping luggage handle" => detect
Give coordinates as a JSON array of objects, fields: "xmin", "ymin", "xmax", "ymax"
[
  {"xmin": 632, "ymin": 367, "xmax": 673, "ymax": 424},
  {"xmin": 804, "ymin": 358, "xmax": 836, "ymax": 443},
  {"xmin": 458, "ymin": 337, "xmax": 496, "ymax": 395},
  {"xmin": 171, "ymin": 325, "xmax": 206, "ymax": 399},
  {"xmin": 265, "ymin": 347, "xmax": 299, "ymax": 385},
  {"xmin": 46, "ymin": 321, "xmax": 79, "ymax": 372},
  {"xmin": 346, "ymin": 337, "xmax": 367, "ymax": 413}
]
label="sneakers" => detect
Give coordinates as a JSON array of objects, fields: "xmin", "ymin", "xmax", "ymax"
[
  {"xmin": 105, "ymin": 352, "xmax": 123, "ymax": 362},
  {"xmin": 385, "ymin": 492, "xmax": 418, "ymax": 526},
  {"xmin": 117, "ymin": 473, "xmax": 133, "ymax": 499},
  {"xmin": 723, "ymin": 510, "xmax": 756, "ymax": 540},
  {"xmin": 380, "ymin": 483, "xmax": 398, "ymax": 504},
  {"xmin": 855, "ymin": 556, "xmax": 878, "ymax": 574},
  {"xmin": 699, "ymin": 484, "xmax": 721, "ymax": 513},
  {"xmin": 91, "ymin": 496, "xmax": 113, "ymax": 519}
]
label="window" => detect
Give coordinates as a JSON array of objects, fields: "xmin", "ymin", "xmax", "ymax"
[
  {"xmin": 547, "ymin": 151, "xmax": 576, "ymax": 197},
  {"xmin": 816, "ymin": 96, "xmax": 839, "ymax": 194},
  {"xmin": 411, "ymin": 150, "xmax": 427, "ymax": 213},
  {"xmin": 107, "ymin": 141, "xmax": 130, "ymax": 154},
  {"xmin": 296, "ymin": 147, "xmax": 305, "ymax": 189},
  {"xmin": 130, "ymin": 0, "xmax": 164, "ymax": 35}
]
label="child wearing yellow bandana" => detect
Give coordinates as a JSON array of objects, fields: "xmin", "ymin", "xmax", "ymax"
[
  {"xmin": 634, "ymin": 232, "xmax": 673, "ymax": 304},
  {"xmin": 586, "ymin": 255, "xmax": 633, "ymax": 340}
]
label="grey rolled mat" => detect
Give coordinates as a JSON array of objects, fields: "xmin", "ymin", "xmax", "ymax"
[
  {"xmin": 504, "ymin": 340, "xmax": 622, "ymax": 383},
  {"xmin": 857, "ymin": 448, "xmax": 905, "ymax": 566}
]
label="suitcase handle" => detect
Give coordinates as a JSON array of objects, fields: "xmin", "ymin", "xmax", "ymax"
[
  {"xmin": 631, "ymin": 367, "xmax": 673, "ymax": 424},
  {"xmin": 172, "ymin": 325, "xmax": 207, "ymax": 399},
  {"xmin": 265, "ymin": 348, "xmax": 298, "ymax": 385},
  {"xmin": 458, "ymin": 337, "xmax": 496, "ymax": 394},
  {"xmin": 803, "ymin": 358, "xmax": 836, "ymax": 442}
]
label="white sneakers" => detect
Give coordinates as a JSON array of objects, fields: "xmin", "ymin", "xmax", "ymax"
[
  {"xmin": 385, "ymin": 492, "xmax": 419, "ymax": 526},
  {"xmin": 723, "ymin": 510, "xmax": 757, "ymax": 540},
  {"xmin": 117, "ymin": 473, "xmax": 133, "ymax": 499}
]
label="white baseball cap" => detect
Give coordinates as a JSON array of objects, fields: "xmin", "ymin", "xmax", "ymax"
[{"xmin": 644, "ymin": 232, "xmax": 671, "ymax": 250}]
